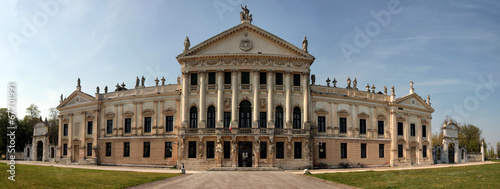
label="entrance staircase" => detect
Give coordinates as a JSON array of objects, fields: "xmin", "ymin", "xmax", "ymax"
[{"xmin": 207, "ymin": 167, "xmax": 283, "ymax": 171}]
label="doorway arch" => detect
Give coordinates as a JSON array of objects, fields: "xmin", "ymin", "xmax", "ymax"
[
  {"xmin": 448, "ymin": 143, "xmax": 455, "ymax": 163},
  {"xmin": 239, "ymin": 100, "xmax": 251, "ymax": 128},
  {"xmin": 37, "ymin": 141, "xmax": 43, "ymax": 161}
]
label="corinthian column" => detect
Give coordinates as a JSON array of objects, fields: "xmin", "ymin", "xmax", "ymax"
[
  {"xmin": 267, "ymin": 69, "xmax": 274, "ymax": 128},
  {"xmin": 181, "ymin": 71, "xmax": 189, "ymax": 127},
  {"xmin": 252, "ymin": 69, "xmax": 260, "ymax": 128},
  {"xmin": 285, "ymin": 70, "xmax": 292, "ymax": 129},
  {"xmin": 231, "ymin": 69, "xmax": 238, "ymax": 128},
  {"xmin": 216, "ymin": 69, "xmax": 224, "ymax": 128},
  {"xmin": 199, "ymin": 70, "xmax": 206, "ymax": 129}
]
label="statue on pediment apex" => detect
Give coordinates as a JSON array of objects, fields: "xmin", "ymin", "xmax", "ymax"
[{"xmin": 184, "ymin": 36, "xmax": 190, "ymax": 51}]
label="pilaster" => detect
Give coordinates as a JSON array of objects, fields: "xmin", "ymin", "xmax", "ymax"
[
  {"xmin": 199, "ymin": 70, "xmax": 207, "ymax": 129},
  {"xmin": 267, "ymin": 69, "xmax": 274, "ymax": 127},
  {"xmin": 252, "ymin": 69, "xmax": 260, "ymax": 128}
]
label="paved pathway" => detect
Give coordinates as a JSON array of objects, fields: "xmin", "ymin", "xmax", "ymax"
[{"xmin": 132, "ymin": 171, "xmax": 356, "ymax": 189}]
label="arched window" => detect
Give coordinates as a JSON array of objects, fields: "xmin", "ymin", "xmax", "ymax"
[
  {"xmin": 293, "ymin": 107, "xmax": 301, "ymax": 129},
  {"xmin": 275, "ymin": 106, "xmax": 283, "ymax": 129},
  {"xmin": 207, "ymin": 106, "xmax": 216, "ymax": 128},
  {"xmin": 239, "ymin": 100, "xmax": 252, "ymax": 128},
  {"xmin": 190, "ymin": 106, "xmax": 198, "ymax": 128}
]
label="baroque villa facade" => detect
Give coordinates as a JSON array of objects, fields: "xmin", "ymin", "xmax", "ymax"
[{"xmin": 56, "ymin": 8, "xmax": 434, "ymax": 169}]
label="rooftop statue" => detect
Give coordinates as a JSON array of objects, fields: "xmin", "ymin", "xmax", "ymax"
[
  {"xmin": 184, "ymin": 36, "xmax": 190, "ymax": 51},
  {"xmin": 302, "ymin": 36, "xmax": 308, "ymax": 52},
  {"xmin": 353, "ymin": 78, "xmax": 357, "ymax": 90},
  {"xmin": 240, "ymin": 5, "xmax": 253, "ymax": 23},
  {"xmin": 346, "ymin": 77, "xmax": 351, "ymax": 89}
]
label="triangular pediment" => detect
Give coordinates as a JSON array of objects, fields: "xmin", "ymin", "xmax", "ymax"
[
  {"xmin": 394, "ymin": 93, "xmax": 434, "ymax": 112},
  {"xmin": 57, "ymin": 90, "xmax": 96, "ymax": 109},
  {"xmin": 177, "ymin": 23, "xmax": 314, "ymax": 62}
]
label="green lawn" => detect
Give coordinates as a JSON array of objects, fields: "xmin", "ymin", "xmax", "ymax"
[
  {"xmin": 0, "ymin": 163, "xmax": 181, "ymax": 188},
  {"xmin": 310, "ymin": 162, "xmax": 500, "ymax": 189}
]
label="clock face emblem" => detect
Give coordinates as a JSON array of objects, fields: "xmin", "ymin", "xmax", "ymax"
[{"xmin": 240, "ymin": 39, "xmax": 253, "ymax": 51}]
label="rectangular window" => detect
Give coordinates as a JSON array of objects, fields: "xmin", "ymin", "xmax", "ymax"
[
  {"xmin": 318, "ymin": 116, "xmax": 326, "ymax": 132},
  {"xmin": 241, "ymin": 72, "xmax": 250, "ymax": 84},
  {"xmin": 361, "ymin": 143, "xmax": 367, "ymax": 158},
  {"xmin": 191, "ymin": 73, "xmax": 198, "ymax": 85},
  {"xmin": 224, "ymin": 141, "xmax": 230, "ymax": 159},
  {"xmin": 87, "ymin": 143, "xmax": 92, "ymax": 156},
  {"xmin": 260, "ymin": 142, "xmax": 267, "ymax": 159},
  {"xmin": 319, "ymin": 143, "xmax": 326, "ymax": 159},
  {"xmin": 423, "ymin": 145, "xmax": 427, "ymax": 158},
  {"xmin": 379, "ymin": 144, "xmax": 384, "ymax": 158},
  {"xmin": 206, "ymin": 141, "xmax": 215, "ymax": 159},
  {"xmin": 276, "ymin": 73, "xmax": 283, "ymax": 85},
  {"xmin": 63, "ymin": 144, "xmax": 67, "ymax": 156},
  {"xmin": 144, "ymin": 117, "xmax": 152, "ymax": 133},
  {"xmin": 224, "ymin": 112, "xmax": 231, "ymax": 128},
  {"xmin": 340, "ymin": 118, "xmax": 347, "ymax": 133},
  {"xmin": 124, "ymin": 118, "xmax": 131, "ymax": 133},
  {"xmin": 260, "ymin": 72, "xmax": 267, "ymax": 84},
  {"xmin": 166, "ymin": 116, "xmax": 174, "ymax": 132},
  {"xmin": 422, "ymin": 125, "xmax": 427, "ymax": 137},
  {"xmin": 107, "ymin": 120, "xmax": 113, "ymax": 134},
  {"xmin": 294, "ymin": 142, "xmax": 302, "ymax": 159},
  {"xmin": 87, "ymin": 121, "xmax": 93, "ymax": 135},
  {"xmin": 410, "ymin": 124, "xmax": 415, "ymax": 136},
  {"xmin": 188, "ymin": 141, "xmax": 196, "ymax": 158},
  {"xmin": 359, "ymin": 119, "xmax": 366, "ymax": 134},
  {"xmin": 165, "ymin": 142, "xmax": 172, "ymax": 158},
  {"xmin": 208, "ymin": 72, "xmax": 216, "ymax": 85},
  {"xmin": 124, "ymin": 142, "xmax": 130, "ymax": 157},
  {"xmin": 224, "ymin": 72, "xmax": 231, "ymax": 84},
  {"xmin": 378, "ymin": 121, "xmax": 384, "ymax": 135},
  {"xmin": 398, "ymin": 145, "xmax": 403, "ymax": 158},
  {"xmin": 341, "ymin": 143, "xmax": 347, "ymax": 158},
  {"xmin": 293, "ymin": 74, "xmax": 301, "ymax": 86},
  {"xmin": 276, "ymin": 142, "xmax": 284, "ymax": 159},
  {"xmin": 397, "ymin": 122, "xmax": 403, "ymax": 136},
  {"xmin": 143, "ymin": 142, "xmax": 150, "ymax": 157},
  {"xmin": 106, "ymin": 142, "xmax": 112, "ymax": 157},
  {"xmin": 63, "ymin": 124, "xmax": 68, "ymax": 136},
  {"xmin": 259, "ymin": 112, "xmax": 267, "ymax": 128}
]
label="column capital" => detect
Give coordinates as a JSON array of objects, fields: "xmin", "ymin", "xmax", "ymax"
[
  {"xmin": 252, "ymin": 68, "xmax": 260, "ymax": 73},
  {"xmin": 182, "ymin": 70, "xmax": 189, "ymax": 75},
  {"xmin": 231, "ymin": 68, "xmax": 238, "ymax": 73},
  {"xmin": 284, "ymin": 70, "xmax": 292, "ymax": 74},
  {"xmin": 216, "ymin": 69, "xmax": 225, "ymax": 73},
  {"xmin": 302, "ymin": 71, "xmax": 309, "ymax": 75},
  {"xmin": 267, "ymin": 69, "xmax": 274, "ymax": 73}
]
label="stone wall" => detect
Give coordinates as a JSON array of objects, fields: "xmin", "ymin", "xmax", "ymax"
[
  {"xmin": 466, "ymin": 154, "xmax": 483, "ymax": 162},
  {"xmin": 99, "ymin": 138, "xmax": 178, "ymax": 166}
]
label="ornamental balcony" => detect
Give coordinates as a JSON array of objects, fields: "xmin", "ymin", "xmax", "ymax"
[{"xmin": 180, "ymin": 128, "xmax": 308, "ymax": 137}]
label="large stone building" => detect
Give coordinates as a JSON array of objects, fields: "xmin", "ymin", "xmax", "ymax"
[{"xmin": 56, "ymin": 7, "xmax": 434, "ymax": 169}]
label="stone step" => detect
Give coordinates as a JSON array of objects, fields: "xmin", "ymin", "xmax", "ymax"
[{"xmin": 207, "ymin": 167, "xmax": 283, "ymax": 171}]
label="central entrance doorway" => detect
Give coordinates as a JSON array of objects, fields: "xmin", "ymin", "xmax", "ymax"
[
  {"xmin": 238, "ymin": 142, "xmax": 252, "ymax": 167},
  {"xmin": 37, "ymin": 141, "xmax": 43, "ymax": 161},
  {"xmin": 410, "ymin": 147, "xmax": 416, "ymax": 164},
  {"xmin": 448, "ymin": 143, "xmax": 455, "ymax": 163}
]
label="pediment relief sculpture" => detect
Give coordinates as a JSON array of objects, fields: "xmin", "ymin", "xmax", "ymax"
[
  {"xmin": 105, "ymin": 112, "xmax": 115, "ymax": 118},
  {"xmin": 143, "ymin": 109, "xmax": 155, "ymax": 116},
  {"xmin": 123, "ymin": 111, "xmax": 134, "ymax": 118},
  {"xmin": 337, "ymin": 110, "xmax": 350, "ymax": 117}
]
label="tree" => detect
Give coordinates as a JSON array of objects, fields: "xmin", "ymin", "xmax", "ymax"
[
  {"xmin": 497, "ymin": 142, "xmax": 500, "ymax": 158},
  {"xmin": 458, "ymin": 124, "xmax": 483, "ymax": 153},
  {"xmin": 490, "ymin": 146, "xmax": 496, "ymax": 159},
  {"xmin": 47, "ymin": 107, "xmax": 59, "ymax": 145},
  {"xmin": 26, "ymin": 104, "xmax": 41, "ymax": 119},
  {"xmin": 431, "ymin": 131, "xmax": 443, "ymax": 147},
  {"xmin": 0, "ymin": 108, "xmax": 17, "ymax": 157}
]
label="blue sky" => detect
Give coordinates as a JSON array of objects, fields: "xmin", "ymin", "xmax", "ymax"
[{"xmin": 0, "ymin": 0, "xmax": 499, "ymax": 147}]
